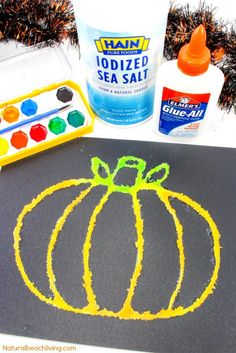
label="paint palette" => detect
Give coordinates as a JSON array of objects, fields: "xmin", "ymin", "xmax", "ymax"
[{"xmin": 0, "ymin": 45, "xmax": 94, "ymax": 168}]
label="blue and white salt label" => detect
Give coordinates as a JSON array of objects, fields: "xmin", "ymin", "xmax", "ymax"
[
  {"xmin": 158, "ymin": 88, "xmax": 211, "ymax": 137},
  {"xmin": 79, "ymin": 24, "xmax": 162, "ymax": 125}
]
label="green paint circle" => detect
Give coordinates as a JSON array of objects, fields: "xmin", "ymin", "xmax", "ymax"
[
  {"xmin": 67, "ymin": 110, "xmax": 85, "ymax": 128},
  {"xmin": 48, "ymin": 117, "xmax": 66, "ymax": 135}
]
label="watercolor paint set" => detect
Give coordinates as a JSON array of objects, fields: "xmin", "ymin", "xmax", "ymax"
[{"xmin": 0, "ymin": 45, "xmax": 94, "ymax": 168}]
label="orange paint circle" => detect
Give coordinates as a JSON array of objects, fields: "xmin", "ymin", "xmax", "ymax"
[
  {"xmin": 11, "ymin": 131, "xmax": 28, "ymax": 149},
  {"xmin": 3, "ymin": 106, "xmax": 20, "ymax": 123}
]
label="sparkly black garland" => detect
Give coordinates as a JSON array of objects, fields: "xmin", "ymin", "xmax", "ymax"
[
  {"xmin": 0, "ymin": 0, "xmax": 78, "ymax": 46},
  {"xmin": 0, "ymin": 0, "xmax": 235, "ymax": 112}
]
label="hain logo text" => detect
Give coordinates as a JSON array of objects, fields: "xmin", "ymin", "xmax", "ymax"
[{"xmin": 95, "ymin": 36, "xmax": 150, "ymax": 55}]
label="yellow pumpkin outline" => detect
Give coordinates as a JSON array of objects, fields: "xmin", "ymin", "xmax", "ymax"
[{"xmin": 13, "ymin": 156, "xmax": 221, "ymax": 320}]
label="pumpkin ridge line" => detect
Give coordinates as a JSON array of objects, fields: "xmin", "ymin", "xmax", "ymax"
[
  {"xmin": 161, "ymin": 189, "xmax": 221, "ymax": 317},
  {"xmin": 119, "ymin": 191, "xmax": 144, "ymax": 317},
  {"xmin": 47, "ymin": 185, "xmax": 94, "ymax": 311},
  {"xmin": 13, "ymin": 178, "xmax": 94, "ymax": 309},
  {"xmin": 82, "ymin": 188, "xmax": 113, "ymax": 313},
  {"xmin": 158, "ymin": 190, "xmax": 185, "ymax": 311}
]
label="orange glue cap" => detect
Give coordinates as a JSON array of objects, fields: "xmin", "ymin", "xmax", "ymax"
[{"xmin": 177, "ymin": 25, "xmax": 211, "ymax": 76}]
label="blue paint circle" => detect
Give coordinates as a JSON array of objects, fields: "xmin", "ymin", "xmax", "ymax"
[{"xmin": 21, "ymin": 99, "xmax": 38, "ymax": 116}]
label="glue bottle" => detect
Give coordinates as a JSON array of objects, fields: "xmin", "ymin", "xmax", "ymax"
[
  {"xmin": 72, "ymin": 0, "xmax": 169, "ymax": 127},
  {"xmin": 153, "ymin": 25, "xmax": 225, "ymax": 139}
]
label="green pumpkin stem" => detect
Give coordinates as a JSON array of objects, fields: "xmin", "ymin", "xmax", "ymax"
[
  {"xmin": 91, "ymin": 157, "xmax": 169, "ymax": 189},
  {"xmin": 112, "ymin": 156, "xmax": 147, "ymax": 186}
]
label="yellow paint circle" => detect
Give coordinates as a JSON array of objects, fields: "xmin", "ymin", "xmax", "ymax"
[{"xmin": 0, "ymin": 137, "xmax": 9, "ymax": 156}]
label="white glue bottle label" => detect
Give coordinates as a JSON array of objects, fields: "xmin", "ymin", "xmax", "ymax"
[
  {"xmin": 73, "ymin": 0, "xmax": 169, "ymax": 126},
  {"xmin": 159, "ymin": 88, "xmax": 211, "ymax": 137},
  {"xmin": 154, "ymin": 25, "xmax": 224, "ymax": 139}
]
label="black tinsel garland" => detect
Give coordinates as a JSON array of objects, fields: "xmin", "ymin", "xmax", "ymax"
[{"xmin": 0, "ymin": 0, "xmax": 78, "ymax": 46}]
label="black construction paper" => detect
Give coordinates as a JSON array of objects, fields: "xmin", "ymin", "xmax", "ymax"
[{"xmin": 0, "ymin": 137, "xmax": 235, "ymax": 353}]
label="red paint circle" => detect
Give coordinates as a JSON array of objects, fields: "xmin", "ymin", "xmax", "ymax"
[{"xmin": 30, "ymin": 124, "xmax": 48, "ymax": 142}]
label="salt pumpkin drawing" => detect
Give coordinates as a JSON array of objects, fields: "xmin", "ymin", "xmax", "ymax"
[{"xmin": 14, "ymin": 156, "xmax": 221, "ymax": 320}]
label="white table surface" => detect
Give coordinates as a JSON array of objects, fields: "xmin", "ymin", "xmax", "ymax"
[{"xmin": 0, "ymin": 21, "xmax": 235, "ymax": 352}]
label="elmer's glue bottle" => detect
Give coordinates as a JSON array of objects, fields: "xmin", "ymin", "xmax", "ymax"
[
  {"xmin": 153, "ymin": 25, "xmax": 225, "ymax": 139},
  {"xmin": 72, "ymin": 0, "xmax": 169, "ymax": 127}
]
